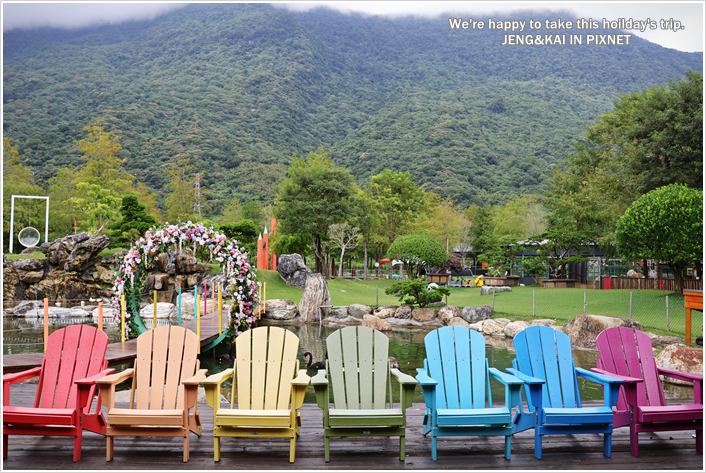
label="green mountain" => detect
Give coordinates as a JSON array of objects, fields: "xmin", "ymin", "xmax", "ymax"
[{"xmin": 3, "ymin": 4, "xmax": 702, "ymax": 210}]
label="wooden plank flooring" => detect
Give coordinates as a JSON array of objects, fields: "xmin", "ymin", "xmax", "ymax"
[
  {"xmin": 2, "ymin": 385, "xmax": 702, "ymax": 470},
  {"xmin": 2, "ymin": 311, "xmax": 225, "ymax": 374}
]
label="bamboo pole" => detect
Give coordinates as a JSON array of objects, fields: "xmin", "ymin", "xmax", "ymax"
[
  {"xmin": 196, "ymin": 293, "xmax": 200, "ymax": 354},
  {"xmin": 212, "ymin": 283, "xmax": 215, "ymax": 313},
  {"xmin": 153, "ymin": 290, "xmax": 157, "ymax": 329},
  {"xmin": 43, "ymin": 298, "xmax": 48, "ymax": 353},
  {"xmin": 218, "ymin": 282, "xmax": 222, "ymax": 335},
  {"xmin": 98, "ymin": 302, "xmax": 103, "ymax": 332},
  {"xmin": 121, "ymin": 294, "xmax": 126, "ymax": 343},
  {"xmin": 204, "ymin": 283, "xmax": 207, "ymax": 317},
  {"xmin": 178, "ymin": 287, "xmax": 182, "ymax": 325}
]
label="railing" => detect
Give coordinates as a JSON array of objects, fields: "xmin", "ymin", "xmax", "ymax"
[{"xmin": 605, "ymin": 277, "xmax": 703, "ymax": 291}]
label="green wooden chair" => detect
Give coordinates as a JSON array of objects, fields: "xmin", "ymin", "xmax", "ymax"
[{"xmin": 311, "ymin": 326, "xmax": 417, "ymax": 462}]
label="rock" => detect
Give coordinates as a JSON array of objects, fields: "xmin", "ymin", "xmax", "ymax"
[
  {"xmin": 374, "ymin": 305, "xmax": 399, "ymax": 315},
  {"xmin": 448, "ymin": 317, "xmax": 470, "ymax": 327},
  {"xmin": 139, "ymin": 302, "xmax": 177, "ymax": 319},
  {"xmin": 375, "ymin": 308, "xmax": 397, "ymax": 319},
  {"xmin": 505, "ymin": 320, "xmax": 530, "ymax": 338},
  {"xmin": 330, "ymin": 307, "xmax": 348, "ymax": 319},
  {"xmin": 438, "ymin": 305, "xmax": 461, "ymax": 325},
  {"xmin": 655, "ymin": 344, "xmax": 704, "ymax": 386},
  {"xmin": 362, "ymin": 314, "xmax": 392, "ymax": 331},
  {"xmin": 63, "ymin": 235, "xmax": 110, "ymax": 272},
  {"xmin": 563, "ymin": 313, "xmax": 643, "ymax": 350},
  {"xmin": 412, "ymin": 307, "xmax": 437, "ymax": 322},
  {"xmin": 40, "ymin": 232, "xmax": 90, "ymax": 267},
  {"xmin": 262, "ymin": 299, "xmax": 299, "ymax": 320},
  {"xmin": 20, "ymin": 246, "xmax": 42, "ymax": 254},
  {"xmin": 461, "ymin": 305, "xmax": 493, "ymax": 324},
  {"xmin": 277, "ymin": 254, "xmax": 312, "ymax": 289},
  {"xmin": 480, "ymin": 285, "xmax": 512, "ymax": 295},
  {"xmin": 298, "ymin": 274, "xmax": 331, "ymax": 322},
  {"xmin": 482, "ymin": 318, "xmax": 511, "ymax": 336},
  {"xmin": 24, "ymin": 307, "xmax": 91, "ymax": 318},
  {"xmin": 348, "ymin": 303, "xmax": 372, "ymax": 318},
  {"xmin": 92, "ymin": 306, "xmax": 119, "ymax": 323},
  {"xmin": 179, "ymin": 293, "xmax": 196, "ymax": 319},
  {"xmin": 394, "ymin": 305, "xmax": 413, "ymax": 319},
  {"xmin": 529, "ymin": 319, "xmax": 556, "ymax": 327},
  {"xmin": 5, "ymin": 300, "xmax": 43, "ymax": 316},
  {"xmin": 646, "ymin": 333, "xmax": 684, "ymax": 349},
  {"xmin": 468, "ymin": 322, "xmax": 483, "ymax": 332}
]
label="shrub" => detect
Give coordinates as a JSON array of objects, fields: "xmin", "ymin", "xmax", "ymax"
[{"xmin": 385, "ymin": 279, "xmax": 451, "ymax": 308}]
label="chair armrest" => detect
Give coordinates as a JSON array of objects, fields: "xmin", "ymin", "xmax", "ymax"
[
  {"xmin": 202, "ymin": 369, "xmax": 233, "ymax": 410},
  {"xmin": 489, "ymin": 368, "xmax": 523, "ymax": 386},
  {"xmin": 506, "ymin": 368, "xmax": 544, "ymax": 385},
  {"xmin": 183, "ymin": 369, "xmax": 208, "ymax": 386},
  {"xmin": 183, "ymin": 369, "xmax": 208, "ymax": 409},
  {"xmin": 201, "ymin": 368, "xmax": 234, "ymax": 386},
  {"xmin": 291, "ymin": 369, "xmax": 311, "ymax": 387},
  {"xmin": 577, "ymin": 367, "xmax": 623, "ymax": 408},
  {"xmin": 310, "ymin": 369, "xmax": 328, "ymax": 386},
  {"xmin": 589, "ymin": 368, "xmax": 642, "ymax": 384},
  {"xmin": 290, "ymin": 370, "xmax": 310, "ymax": 410},
  {"xmin": 96, "ymin": 368, "xmax": 134, "ymax": 386},
  {"xmin": 506, "ymin": 368, "xmax": 544, "ymax": 409},
  {"xmin": 75, "ymin": 368, "xmax": 115, "ymax": 386},
  {"xmin": 311, "ymin": 370, "xmax": 330, "ymax": 412},
  {"xmin": 391, "ymin": 368, "xmax": 418, "ymax": 385},
  {"xmin": 415, "ymin": 368, "xmax": 438, "ymax": 386},
  {"xmin": 3, "ymin": 367, "xmax": 42, "ymax": 386},
  {"xmin": 657, "ymin": 367, "xmax": 703, "ymax": 383}
]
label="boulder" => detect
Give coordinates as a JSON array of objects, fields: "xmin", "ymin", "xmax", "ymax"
[
  {"xmin": 655, "ymin": 344, "xmax": 704, "ymax": 386},
  {"xmin": 362, "ymin": 314, "xmax": 392, "ymax": 331},
  {"xmin": 330, "ymin": 306, "xmax": 348, "ymax": 319},
  {"xmin": 529, "ymin": 319, "xmax": 556, "ymax": 327},
  {"xmin": 63, "ymin": 235, "xmax": 110, "ymax": 272},
  {"xmin": 40, "ymin": 232, "xmax": 91, "ymax": 268},
  {"xmin": 438, "ymin": 305, "xmax": 461, "ymax": 325},
  {"xmin": 24, "ymin": 307, "xmax": 91, "ymax": 318},
  {"xmin": 262, "ymin": 299, "xmax": 299, "ymax": 321},
  {"xmin": 348, "ymin": 304, "xmax": 372, "ymax": 318},
  {"xmin": 448, "ymin": 317, "xmax": 470, "ymax": 327},
  {"xmin": 394, "ymin": 305, "xmax": 413, "ymax": 319},
  {"xmin": 375, "ymin": 308, "xmax": 397, "ymax": 319},
  {"xmin": 139, "ymin": 302, "xmax": 177, "ymax": 320},
  {"xmin": 482, "ymin": 318, "xmax": 511, "ymax": 336},
  {"xmin": 480, "ymin": 286, "xmax": 512, "ymax": 295},
  {"xmin": 468, "ymin": 322, "xmax": 483, "ymax": 332},
  {"xmin": 461, "ymin": 305, "xmax": 493, "ymax": 324},
  {"xmin": 374, "ymin": 305, "xmax": 399, "ymax": 315},
  {"xmin": 504, "ymin": 320, "xmax": 530, "ymax": 338},
  {"xmin": 277, "ymin": 254, "xmax": 312, "ymax": 289},
  {"xmin": 92, "ymin": 306, "xmax": 118, "ymax": 323},
  {"xmin": 563, "ymin": 313, "xmax": 643, "ymax": 350},
  {"xmin": 5, "ymin": 300, "xmax": 43, "ymax": 316},
  {"xmin": 20, "ymin": 246, "xmax": 42, "ymax": 254},
  {"xmin": 298, "ymin": 274, "xmax": 331, "ymax": 322},
  {"xmin": 646, "ymin": 333, "xmax": 684, "ymax": 349},
  {"xmin": 412, "ymin": 307, "xmax": 437, "ymax": 322}
]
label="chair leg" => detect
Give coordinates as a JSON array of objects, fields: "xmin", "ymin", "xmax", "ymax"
[
  {"xmin": 183, "ymin": 433, "xmax": 189, "ymax": 462},
  {"xmin": 106, "ymin": 436, "xmax": 114, "ymax": 461},
  {"xmin": 629, "ymin": 423, "xmax": 639, "ymax": 457},
  {"xmin": 603, "ymin": 432, "xmax": 612, "ymax": 457},
  {"xmin": 696, "ymin": 429, "xmax": 703, "ymax": 454},
  {"xmin": 3, "ymin": 434, "xmax": 8, "ymax": 459},
  {"xmin": 504, "ymin": 435, "xmax": 511, "ymax": 460},
  {"xmin": 214, "ymin": 436, "xmax": 220, "ymax": 462},
  {"xmin": 534, "ymin": 431, "xmax": 542, "ymax": 460},
  {"xmin": 399, "ymin": 435, "xmax": 405, "ymax": 461},
  {"xmin": 324, "ymin": 436, "xmax": 330, "ymax": 462},
  {"xmin": 73, "ymin": 431, "xmax": 82, "ymax": 462},
  {"xmin": 431, "ymin": 434, "xmax": 437, "ymax": 461},
  {"xmin": 290, "ymin": 436, "xmax": 296, "ymax": 463}
]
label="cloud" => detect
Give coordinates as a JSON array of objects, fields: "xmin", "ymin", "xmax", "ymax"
[{"xmin": 2, "ymin": 3, "xmax": 187, "ymax": 32}]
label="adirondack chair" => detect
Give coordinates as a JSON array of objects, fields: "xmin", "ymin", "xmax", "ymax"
[
  {"xmin": 593, "ymin": 326, "xmax": 703, "ymax": 457},
  {"xmin": 311, "ymin": 326, "xmax": 417, "ymax": 462},
  {"xmin": 96, "ymin": 325, "xmax": 207, "ymax": 462},
  {"xmin": 201, "ymin": 326, "xmax": 310, "ymax": 463},
  {"xmin": 3, "ymin": 325, "xmax": 113, "ymax": 462},
  {"xmin": 508, "ymin": 325, "xmax": 624, "ymax": 459},
  {"xmin": 416, "ymin": 326, "xmax": 523, "ymax": 460}
]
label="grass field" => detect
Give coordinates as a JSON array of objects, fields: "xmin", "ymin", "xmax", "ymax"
[{"xmin": 256, "ymin": 270, "xmax": 702, "ymax": 339}]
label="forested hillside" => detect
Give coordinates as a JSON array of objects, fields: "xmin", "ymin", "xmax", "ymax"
[{"xmin": 3, "ymin": 3, "xmax": 701, "ymax": 210}]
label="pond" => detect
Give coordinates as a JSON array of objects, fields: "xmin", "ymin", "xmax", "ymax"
[{"xmin": 3, "ymin": 317, "xmax": 693, "ymax": 403}]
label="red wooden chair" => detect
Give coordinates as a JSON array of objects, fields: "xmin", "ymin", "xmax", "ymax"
[
  {"xmin": 3, "ymin": 325, "xmax": 113, "ymax": 462},
  {"xmin": 593, "ymin": 326, "xmax": 703, "ymax": 457}
]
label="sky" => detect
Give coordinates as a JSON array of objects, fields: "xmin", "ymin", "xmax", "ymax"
[{"xmin": 2, "ymin": 1, "xmax": 704, "ymax": 53}]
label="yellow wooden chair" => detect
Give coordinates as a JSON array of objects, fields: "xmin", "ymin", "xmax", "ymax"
[
  {"xmin": 96, "ymin": 326, "xmax": 207, "ymax": 462},
  {"xmin": 201, "ymin": 326, "xmax": 310, "ymax": 463}
]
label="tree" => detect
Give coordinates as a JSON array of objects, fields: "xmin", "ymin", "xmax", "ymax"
[
  {"xmin": 328, "ymin": 223, "xmax": 359, "ymax": 278},
  {"xmin": 408, "ymin": 193, "xmax": 465, "ymax": 253},
  {"xmin": 386, "ymin": 234, "xmax": 448, "ymax": 279},
  {"xmin": 73, "ymin": 119, "xmax": 132, "ymax": 194},
  {"xmin": 70, "ymin": 182, "xmax": 121, "ymax": 236},
  {"xmin": 615, "ymin": 184, "xmax": 702, "ymax": 293},
  {"xmin": 164, "ymin": 155, "xmax": 211, "ymax": 223},
  {"xmin": 108, "ymin": 195, "xmax": 157, "ymax": 248},
  {"xmin": 274, "ymin": 148, "xmax": 356, "ymax": 277},
  {"xmin": 218, "ymin": 197, "xmax": 243, "ymax": 224},
  {"xmin": 526, "ymin": 227, "xmax": 592, "ymax": 280},
  {"xmin": 47, "ymin": 166, "xmax": 79, "ymax": 240},
  {"xmin": 385, "ymin": 279, "xmax": 451, "ymax": 308},
  {"xmin": 351, "ymin": 187, "xmax": 382, "ymax": 280},
  {"xmin": 492, "ymin": 194, "xmax": 547, "ymax": 241},
  {"xmin": 465, "ymin": 204, "xmax": 494, "ymax": 264},
  {"xmin": 478, "ymin": 236, "xmax": 523, "ymax": 277},
  {"xmin": 218, "ymin": 219, "xmax": 259, "ymax": 256},
  {"xmin": 368, "ymin": 169, "xmax": 426, "ymax": 245}
]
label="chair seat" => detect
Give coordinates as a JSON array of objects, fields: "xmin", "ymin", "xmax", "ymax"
[
  {"xmin": 543, "ymin": 406, "xmax": 614, "ymax": 424},
  {"xmin": 638, "ymin": 404, "xmax": 704, "ymax": 423},
  {"xmin": 215, "ymin": 409, "xmax": 293, "ymax": 428},
  {"xmin": 3, "ymin": 406, "xmax": 75, "ymax": 426},
  {"xmin": 437, "ymin": 407, "xmax": 511, "ymax": 426},
  {"xmin": 108, "ymin": 408, "xmax": 184, "ymax": 426},
  {"xmin": 329, "ymin": 408, "xmax": 404, "ymax": 427}
]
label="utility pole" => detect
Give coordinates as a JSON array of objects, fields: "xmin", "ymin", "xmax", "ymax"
[{"xmin": 193, "ymin": 173, "xmax": 203, "ymax": 220}]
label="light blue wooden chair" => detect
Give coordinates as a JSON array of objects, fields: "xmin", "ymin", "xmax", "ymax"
[
  {"xmin": 508, "ymin": 325, "xmax": 624, "ymax": 459},
  {"xmin": 416, "ymin": 326, "xmax": 523, "ymax": 460}
]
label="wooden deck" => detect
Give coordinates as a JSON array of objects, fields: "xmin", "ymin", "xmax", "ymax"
[
  {"xmin": 2, "ymin": 311, "xmax": 226, "ymax": 374},
  {"xmin": 2, "ymin": 384, "xmax": 702, "ymax": 470}
]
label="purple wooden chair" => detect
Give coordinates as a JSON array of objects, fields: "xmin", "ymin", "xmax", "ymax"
[{"xmin": 593, "ymin": 326, "xmax": 703, "ymax": 457}]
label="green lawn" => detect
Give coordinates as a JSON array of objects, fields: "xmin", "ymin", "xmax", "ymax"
[{"xmin": 257, "ymin": 270, "xmax": 701, "ymax": 339}]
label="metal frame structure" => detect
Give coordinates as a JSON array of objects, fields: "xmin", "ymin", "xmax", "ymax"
[{"xmin": 9, "ymin": 195, "xmax": 49, "ymax": 253}]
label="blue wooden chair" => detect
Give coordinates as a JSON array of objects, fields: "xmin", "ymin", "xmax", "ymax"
[
  {"xmin": 416, "ymin": 326, "xmax": 523, "ymax": 460},
  {"xmin": 508, "ymin": 326, "xmax": 624, "ymax": 459}
]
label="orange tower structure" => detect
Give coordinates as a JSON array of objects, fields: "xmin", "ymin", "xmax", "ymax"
[
  {"xmin": 263, "ymin": 227, "xmax": 269, "ymax": 270},
  {"xmin": 256, "ymin": 232, "xmax": 265, "ymax": 269},
  {"xmin": 270, "ymin": 216, "xmax": 277, "ymax": 271}
]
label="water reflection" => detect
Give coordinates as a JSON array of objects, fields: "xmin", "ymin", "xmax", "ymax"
[{"xmin": 4, "ymin": 317, "xmax": 696, "ymax": 402}]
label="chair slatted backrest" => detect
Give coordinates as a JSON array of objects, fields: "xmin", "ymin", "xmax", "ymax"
[
  {"xmin": 36, "ymin": 325, "xmax": 109, "ymax": 410},
  {"xmin": 233, "ymin": 326, "xmax": 299, "ymax": 410},
  {"xmin": 596, "ymin": 327, "xmax": 666, "ymax": 410},
  {"xmin": 134, "ymin": 326, "xmax": 199, "ymax": 410},
  {"xmin": 327, "ymin": 326, "xmax": 390, "ymax": 410},
  {"xmin": 424, "ymin": 326, "xmax": 490, "ymax": 409},
  {"xmin": 513, "ymin": 326, "xmax": 581, "ymax": 409}
]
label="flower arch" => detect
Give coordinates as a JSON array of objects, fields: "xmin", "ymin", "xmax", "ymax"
[{"xmin": 111, "ymin": 221, "xmax": 259, "ymax": 340}]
